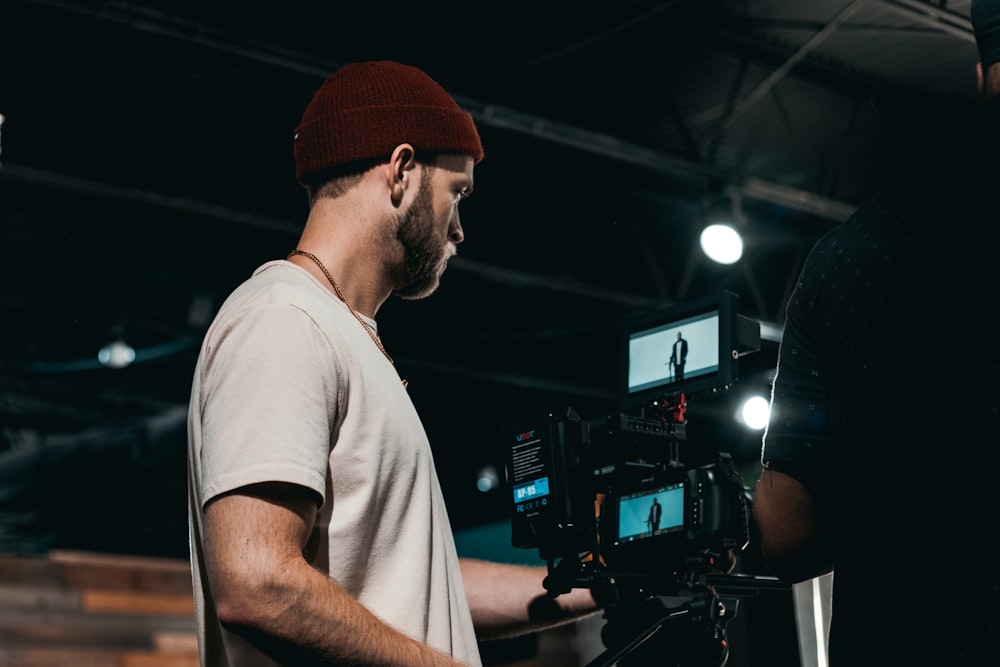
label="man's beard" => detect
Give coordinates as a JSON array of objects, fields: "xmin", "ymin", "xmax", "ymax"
[{"xmin": 393, "ymin": 174, "xmax": 448, "ymax": 300}]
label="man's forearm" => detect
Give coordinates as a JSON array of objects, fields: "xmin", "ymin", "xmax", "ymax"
[
  {"xmin": 460, "ymin": 558, "xmax": 600, "ymax": 640},
  {"xmin": 218, "ymin": 557, "xmax": 468, "ymax": 666}
]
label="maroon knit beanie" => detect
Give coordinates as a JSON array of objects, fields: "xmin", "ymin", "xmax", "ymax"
[{"xmin": 293, "ymin": 60, "xmax": 484, "ymax": 186}]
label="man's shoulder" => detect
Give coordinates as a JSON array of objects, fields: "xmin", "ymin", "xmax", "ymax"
[
  {"xmin": 207, "ymin": 261, "xmax": 351, "ymax": 342},
  {"xmin": 225, "ymin": 260, "xmax": 334, "ymax": 310}
]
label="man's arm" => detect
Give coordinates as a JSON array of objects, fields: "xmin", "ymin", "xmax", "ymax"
[
  {"xmin": 460, "ymin": 558, "xmax": 601, "ymax": 641},
  {"xmin": 752, "ymin": 467, "xmax": 833, "ymax": 583},
  {"xmin": 203, "ymin": 482, "xmax": 468, "ymax": 666}
]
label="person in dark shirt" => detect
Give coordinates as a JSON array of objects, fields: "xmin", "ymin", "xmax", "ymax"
[
  {"xmin": 669, "ymin": 331, "xmax": 688, "ymax": 381},
  {"xmin": 753, "ymin": 2, "xmax": 1000, "ymax": 664},
  {"xmin": 647, "ymin": 497, "xmax": 662, "ymax": 535}
]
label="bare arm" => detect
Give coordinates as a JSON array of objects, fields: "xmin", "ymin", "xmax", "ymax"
[
  {"xmin": 752, "ymin": 468, "xmax": 833, "ymax": 583},
  {"xmin": 460, "ymin": 558, "xmax": 600, "ymax": 640},
  {"xmin": 204, "ymin": 482, "xmax": 468, "ymax": 666}
]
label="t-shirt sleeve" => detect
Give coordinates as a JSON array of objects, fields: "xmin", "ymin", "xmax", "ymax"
[
  {"xmin": 197, "ymin": 300, "xmax": 341, "ymax": 508},
  {"xmin": 761, "ymin": 239, "xmax": 832, "ymax": 467}
]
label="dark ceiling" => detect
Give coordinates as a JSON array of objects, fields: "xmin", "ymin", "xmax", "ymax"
[{"xmin": 0, "ymin": 0, "xmax": 981, "ymax": 559}]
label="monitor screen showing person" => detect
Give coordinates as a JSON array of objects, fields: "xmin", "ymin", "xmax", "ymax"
[
  {"xmin": 615, "ymin": 483, "xmax": 685, "ymax": 544},
  {"xmin": 626, "ymin": 310, "xmax": 720, "ymax": 396}
]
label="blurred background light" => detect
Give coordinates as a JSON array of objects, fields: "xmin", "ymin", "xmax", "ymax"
[
  {"xmin": 740, "ymin": 395, "xmax": 771, "ymax": 430},
  {"xmin": 700, "ymin": 223, "xmax": 744, "ymax": 264},
  {"xmin": 97, "ymin": 340, "xmax": 136, "ymax": 369}
]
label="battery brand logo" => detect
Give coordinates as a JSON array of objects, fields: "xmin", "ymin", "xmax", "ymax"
[{"xmin": 514, "ymin": 430, "xmax": 536, "ymax": 442}]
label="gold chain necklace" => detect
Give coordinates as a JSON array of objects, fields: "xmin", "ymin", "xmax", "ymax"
[{"xmin": 287, "ymin": 248, "xmax": 407, "ymax": 389}]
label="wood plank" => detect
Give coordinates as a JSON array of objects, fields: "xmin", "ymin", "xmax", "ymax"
[
  {"xmin": 0, "ymin": 551, "xmax": 194, "ymax": 594},
  {"xmin": 118, "ymin": 653, "xmax": 199, "ymax": 667},
  {"xmin": 0, "ymin": 648, "xmax": 199, "ymax": 667},
  {"xmin": 0, "ymin": 582, "xmax": 83, "ymax": 614},
  {"xmin": 0, "ymin": 609, "xmax": 195, "ymax": 648},
  {"xmin": 49, "ymin": 550, "xmax": 191, "ymax": 574},
  {"xmin": 151, "ymin": 632, "xmax": 199, "ymax": 654},
  {"xmin": 0, "ymin": 648, "xmax": 118, "ymax": 667},
  {"xmin": 81, "ymin": 589, "xmax": 195, "ymax": 617},
  {"xmin": 51, "ymin": 550, "xmax": 193, "ymax": 595},
  {"xmin": 0, "ymin": 553, "xmax": 62, "ymax": 587}
]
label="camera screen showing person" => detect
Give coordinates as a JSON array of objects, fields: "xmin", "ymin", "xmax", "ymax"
[
  {"xmin": 626, "ymin": 310, "xmax": 720, "ymax": 395},
  {"xmin": 614, "ymin": 482, "xmax": 685, "ymax": 544}
]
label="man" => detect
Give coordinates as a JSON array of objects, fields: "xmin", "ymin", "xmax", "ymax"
[
  {"xmin": 752, "ymin": 3, "xmax": 1000, "ymax": 664},
  {"xmin": 669, "ymin": 331, "xmax": 687, "ymax": 381},
  {"xmin": 187, "ymin": 61, "xmax": 597, "ymax": 667},
  {"xmin": 647, "ymin": 497, "xmax": 662, "ymax": 535}
]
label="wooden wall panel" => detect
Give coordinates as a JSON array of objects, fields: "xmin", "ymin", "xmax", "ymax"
[
  {"xmin": 0, "ymin": 551, "xmax": 197, "ymax": 667},
  {"xmin": 0, "ymin": 550, "xmax": 561, "ymax": 667}
]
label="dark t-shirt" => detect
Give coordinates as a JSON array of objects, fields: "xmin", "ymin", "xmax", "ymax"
[{"xmin": 762, "ymin": 106, "xmax": 1000, "ymax": 664}]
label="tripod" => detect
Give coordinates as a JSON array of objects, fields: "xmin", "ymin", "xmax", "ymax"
[{"xmin": 582, "ymin": 573, "xmax": 789, "ymax": 667}]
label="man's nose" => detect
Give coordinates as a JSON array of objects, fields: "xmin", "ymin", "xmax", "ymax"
[{"xmin": 449, "ymin": 214, "xmax": 464, "ymax": 244}]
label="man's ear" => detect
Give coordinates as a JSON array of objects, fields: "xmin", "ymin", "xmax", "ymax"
[
  {"xmin": 977, "ymin": 62, "xmax": 986, "ymax": 97},
  {"xmin": 388, "ymin": 143, "xmax": 417, "ymax": 204}
]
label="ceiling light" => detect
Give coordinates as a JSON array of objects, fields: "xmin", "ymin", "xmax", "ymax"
[
  {"xmin": 699, "ymin": 189, "xmax": 747, "ymax": 264},
  {"xmin": 700, "ymin": 223, "xmax": 744, "ymax": 264}
]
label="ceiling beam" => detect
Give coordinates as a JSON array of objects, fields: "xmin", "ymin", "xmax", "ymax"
[
  {"xmin": 878, "ymin": 0, "xmax": 974, "ymax": 41},
  {"xmin": 0, "ymin": 162, "xmax": 671, "ymax": 312},
  {"xmin": 717, "ymin": 0, "xmax": 870, "ymax": 123},
  {"xmin": 23, "ymin": 0, "xmax": 859, "ymax": 224},
  {"xmin": 0, "ymin": 161, "xmax": 791, "ymax": 342},
  {"xmin": 458, "ymin": 98, "xmax": 858, "ymax": 223}
]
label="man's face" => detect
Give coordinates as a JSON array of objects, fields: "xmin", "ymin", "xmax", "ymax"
[{"xmin": 393, "ymin": 155, "xmax": 474, "ymax": 300}]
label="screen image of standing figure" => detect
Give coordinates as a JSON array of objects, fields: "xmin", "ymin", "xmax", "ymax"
[
  {"xmin": 647, "ymin": 497, "xmax": 662, "ymax": 535},
  {"xmin": 669, "ymin": 331, "xmax": 688, "ymax": 381}
]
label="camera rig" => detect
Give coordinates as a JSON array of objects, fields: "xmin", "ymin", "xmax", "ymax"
[{"xmin": 502, "ymin": 292, "xmax": 786, "ymax": 667}]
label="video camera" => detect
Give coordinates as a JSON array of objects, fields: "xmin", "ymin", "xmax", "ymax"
[{"xmin": 502, "ymin": 292, "xmax": 783, "ymax": 667}]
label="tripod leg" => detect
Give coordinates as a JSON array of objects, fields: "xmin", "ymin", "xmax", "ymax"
[{"xmin": 584, "ymin": 607, "xmax": 692, "ymax": 667}]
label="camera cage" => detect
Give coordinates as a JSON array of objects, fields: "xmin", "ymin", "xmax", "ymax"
[
  {"xmin": 505, "ymin": 409, "xmax": 750, "ymax": 590},
  {"xmin": 502, "ymin": 292, "xmax": 784, "ymax": 666},
  {"xmin": 505, "ymin": 291, "xmax": 761, "ymax": 568}
]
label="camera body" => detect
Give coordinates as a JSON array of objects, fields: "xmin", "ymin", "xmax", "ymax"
[
  {"xmin": 505, "ymin": 406, "xmax": 750, "ymax": 594},
  {"xmin": 594, "ymin": 417, "xmax": 749, "ymax": 578}
]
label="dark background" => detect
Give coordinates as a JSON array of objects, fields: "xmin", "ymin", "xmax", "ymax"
[{"xmin": 0, "ymin": 0, "xmax": 978, "ymax": 585}]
